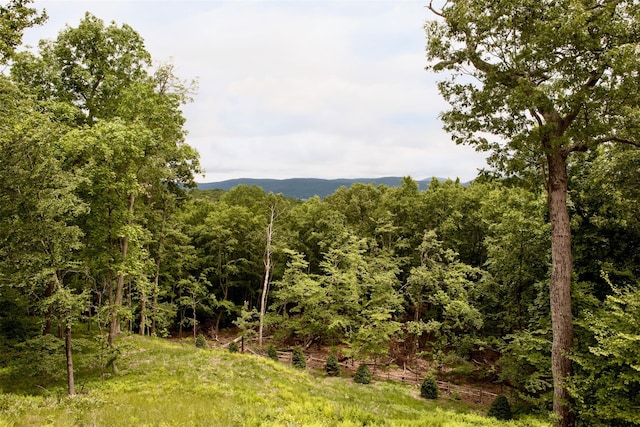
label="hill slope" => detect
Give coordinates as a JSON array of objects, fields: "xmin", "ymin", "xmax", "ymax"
[
  {"xmin": 197, "ymin": 177, "xmax": 443, "ymax": 199},
  {"xmin": 1, "ymin": 336, "xmax": 545, "ymax": 426}
]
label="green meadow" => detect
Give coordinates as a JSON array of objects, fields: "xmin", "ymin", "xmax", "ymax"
[{"xmin": 0, "ymin": 336, "xmax": 548, "ymax": 427}]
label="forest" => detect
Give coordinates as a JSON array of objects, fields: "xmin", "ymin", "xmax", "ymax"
[{"xmin": 1, "ymin": 1, "xmax": 640, "ymax": 426}]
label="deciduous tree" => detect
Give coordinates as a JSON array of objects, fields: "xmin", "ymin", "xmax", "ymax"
[{"xmin": 426, "ymin": 1, "xmax": 640, "ymax": 424}]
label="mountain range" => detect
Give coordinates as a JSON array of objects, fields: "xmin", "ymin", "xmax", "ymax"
[{"xmin": 196, "ymin": 177, "xmax": 446, "ymax": 199}]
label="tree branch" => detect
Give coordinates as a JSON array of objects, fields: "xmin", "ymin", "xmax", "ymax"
[
  {"xmin": 427, "ymin": 0, "xmax": 446, "ymax": 17},
  {"xmin": 596, "ymin": 136, "xmax": 640, "ymax": 148}
]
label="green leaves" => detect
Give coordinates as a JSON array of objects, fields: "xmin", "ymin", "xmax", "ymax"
[
  {"xmin": 0, "ymin": 0, "xmax": 46, "ymax": 64},
  {"xmin": 571, "ymin": 282, "xmax": 640, "ymax": 426},
  {"xmin": 426, "ymin": 0, "xmax": 640, "ymax": 174}
]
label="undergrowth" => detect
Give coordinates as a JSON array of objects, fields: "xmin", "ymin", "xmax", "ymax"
[{"xmin": 0, "ymin": 335, "xmax": 549, "ymax": 426}]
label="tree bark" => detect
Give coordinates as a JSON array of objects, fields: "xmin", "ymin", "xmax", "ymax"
[
  {"xmin": 546, "ymin": 151, "xmax": 575, "ymax": 427},
  {"xmin": 65, "ymin": 323, "xmax": 75, "ymax": 396}
]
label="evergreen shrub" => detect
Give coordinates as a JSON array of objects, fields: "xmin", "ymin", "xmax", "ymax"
[
  {"xmin": 325, "ymin": 353, "xmax": 340, "ymax": 376},
  {"xmin": 488, "ymin": 395, "xmax": 512, "ymax": 420},
  {"xmin": 420, "ymin": 376, "xmax": 438, "ymax": 399},
  {"xmin": 354, "ymin": 363, "xmax": 371, "ymax": 384},
  {"xmin": 267, "ymin": 344, "xmax": 278, "ymax": 361},
  {"xmin": 228, "ymin": 341, "xmax": 239, "ymax": 353},
  {"xmin": 292, "ymin": 347, "xmax": 306, "ymax": 369},
  {"xmin": 195, "ymin": 333, "xmax": 207, "ymax": 348}
]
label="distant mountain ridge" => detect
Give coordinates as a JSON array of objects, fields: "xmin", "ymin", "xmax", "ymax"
[{"xmin": 197, "ymin": 177, "xmax": 444, "ymax": 199}]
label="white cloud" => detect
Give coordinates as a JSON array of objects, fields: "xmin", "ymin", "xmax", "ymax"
[{"xmin": 22, "ymin": 0, "xmax": 488, "ymax": 182}]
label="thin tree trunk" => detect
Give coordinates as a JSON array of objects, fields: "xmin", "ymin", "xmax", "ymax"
[
  {"xmin": 139, "ymin": 286, "xmax": 146, "ymax": 335},
  {"xmin": 192, "ymin": 299, "xmax": 197, "ymax": 340},
  {"xmin": 547, "ymin": 151, "xmax": 574, "ymax": 427},
  {"xmin": 109, "ymin": 192, "xmax": 135, "ymax": 346},
  {"xmin": 127, "ymin": 280, "xmax": 133, "ymax": 333},
  {"xmin": 258, "ymin": 206, "xmax": 275, "ymax": 347},
  {"xmin": 65, "ymin": 323, "xmax": 75, "ymax": 396},
  {"xmin": 150, "ymin": 205, "xmax": 167, "ymax": 336}
]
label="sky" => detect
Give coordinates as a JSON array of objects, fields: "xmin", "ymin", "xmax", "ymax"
[{"xmin": 21, "ymin": 0, "xmax": 489, "ymax": 183}]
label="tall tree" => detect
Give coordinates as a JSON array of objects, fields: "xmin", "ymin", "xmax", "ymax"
[
  {"xmin": 0, "ymin": 77, "xmax": 86, "ymax": 395},
  {"xmin": 258, "ymin": 194, "xmax": 288, "ymax": 347},
  {"xmin": 426, "ymin": 1, "xmax": 640, "ymax": 424}
]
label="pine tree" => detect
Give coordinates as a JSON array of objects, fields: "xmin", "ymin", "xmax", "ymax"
[
  {"xmin": 354, "ymin": 364, "xmax": 371, "ymax": 384},
  {"xmin": 195, "ymin": 334, "xmax": 207, "ymax": 348},
  {"xmin": 420, "ymin": 376, "xmax": 438, "ymax": 399},
  {"xmin": 267, "ymin": 344, "xmax": 279, "ymax": 361},
  {"xmin": 325, "ymin": 353, "xmax": 340, "ymax": 376},
  {"xmin": 488, "ymin": 395, "xmax": 512, "ymax": 420},
  {"xmin": 292, "ymin": 347, "xmax": 306, "ymax": 369}
]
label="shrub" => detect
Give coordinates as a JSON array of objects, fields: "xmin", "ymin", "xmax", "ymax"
[
  {"xmin": 228, "ymin": 341, "xmax": 239, "ymax": 353},
  {"xmin": 195, "ymin": 333, "xmax": 207, "ymax": 348},
  {"xmin": 354, "ymin": 363, "xmax": 371, "ymax": 384},
  {"xmin": 420, "ymin": 376, "xmax": 439, "ymax": 399},
  {"xmin": 267, "ymin": 344, "xmax": 279, "ymax": 361},
  {"xmin": 292, "ymin": 347, "xmax": 306, "ymax": 369},
  {"xmin": 488, "ymin": 395, "xmax": 513, "ymax": 420},
  {"xmin": 325, "ymin": 353, "xmax": 340, "ymax": 376}
]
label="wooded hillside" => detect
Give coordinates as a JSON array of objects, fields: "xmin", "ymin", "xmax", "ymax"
[{"xmin": 1, "ymin": 2, "xmax": 639, "ymax": 426}]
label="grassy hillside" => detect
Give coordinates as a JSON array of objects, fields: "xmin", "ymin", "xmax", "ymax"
[{"xmin": 0, "ymin": 336, "xmax": 548, "ymax": 426}]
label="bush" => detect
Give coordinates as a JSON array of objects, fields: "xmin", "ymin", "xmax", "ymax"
[
  {"xmin": 267, "ymin": 344, "xmax": 278, "ymax": 361},
  {"xmin": 228, "ymin": 341, "xmax": 239, "ymax": 353},
  {"xmin": 488, "ymin": 395, "xmax": 513, "ymax": 420},
  {"xmin": 420, "ymin": 376, "xmax": 439, "ymax": 399},
  {"xmin": 354, "ymin": 363, "xmax": 371, "ymax": 384},
  {"xmin": 292, "ymin": 347, "xmax": 306, "ymax": 369},
  {"xmin": 325, "ymin": 353, "xmax": 340, "ymax": 376},
  {"xmin": 195, "ymin": 333, "xmax": 207, "ymax": 348}
]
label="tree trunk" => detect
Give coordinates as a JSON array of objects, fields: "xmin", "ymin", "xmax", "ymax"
[
  {"xmin": 109, "ymin": 192, "xmax": 135, "ymax": 346},
  {"xmin": 139, "ymin": 285, "xmax": 146, "ymax": 335},
  {"xmin": 258, "ymin": 206, "xmax": 275, "ymax": 347},
  {"xmin": 65, "ymin": 323, "xmax": 75, "ymax": 396},
  {"xmin": 546, "ymin": 151, "xmax": 575, "ymax": 427},
  {"xmin": 150, "ymin": 205, "xmax": 167, "ymax": 336}
]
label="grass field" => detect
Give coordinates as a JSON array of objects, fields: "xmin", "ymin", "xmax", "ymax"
[{"xmin": 0, "ymin": 335, "xmax": 549, "ymax": 426}]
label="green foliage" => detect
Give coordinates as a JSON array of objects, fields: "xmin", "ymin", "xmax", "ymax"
[
  {"xmin": 228, "ymin": 341, "xmax": 239, "ymax": 353},
  {"xmin": 267, "ymin": 344, "xmax": 278, "ymax": 361},
  {"xmin": 292, "ymin": 347, "xmax": 306, "ymax": 369},
  {"xmin": 571, "ymin": 282, "xmax": 640, "ymax": 426},
  {"xmin": 354, "ymin": 363, "xmax": 371, "ymax": 384},
  {"xmin": 406, "ymin": 231, "xmax": 484, "ymax": 357},
  {"xmin": 420, "ymin": 376, "xmax": 438, "ymax": 399},
  {"xmin": 195, "ymin": 333, "xmax": 206, "ymax": 348},
  {"xmin": 480, "ymin": 186, "xmax": 550, "ymax": 334},
  {"xmin": 10, "ymin": 335, "xmax": 66, "ymax": 380},
  {"xmin": 233, "ymin": 302, "xmax": 259, "ymax": 340},
  {"xmin": 0, "ymin": 0, "xmax": 47, "ymax": 63},
  {"xmin": 499, "ymin": 329, "xmax": 552, "ymax": 411},
  {"xmin": 488, "ymin": 395, "xmax": 512, "ymax": 421},
  {"xmin": 325, "ymin": 353, "xmax": 340, "ymax": 377}
]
